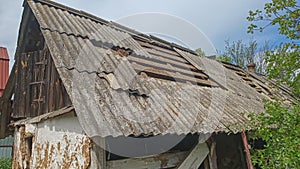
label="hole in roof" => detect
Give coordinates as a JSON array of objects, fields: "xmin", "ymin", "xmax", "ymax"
[{"xmin": 111, "ymin": 46, "xmax": 133, "ymax": 57}]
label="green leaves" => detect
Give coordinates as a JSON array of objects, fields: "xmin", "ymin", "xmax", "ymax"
[
  {"xmin": 265, "ymin": 43, "xmax": 300, "ymax": 96},
  {"xmin": 247, "ymin": 0, "xmax": 300, "ymax": 40},
  {"xmin": 216, "ymin": 55, "xmax": 231, "ymax": 63},
  {"xmin": 0, "ymin": 158, "xmax": 12, "ymax": 169},
  {"xmin": 222, "ymin": 39, "xmax": 257, "ymax": 68},
  {"xmin": 195, "ymin": 48, "xmax": 206, "ymax": 56},
  {"xmin": 248, "ymin": 101, "xmax": 300, "ymax": 169},
  {"xmin": 247, "ymin": 2, "xmax": 299, "ymax": 167},
  {"xmin": 220, "ymin": 39, "xmax": 271, "ymax": 73}
]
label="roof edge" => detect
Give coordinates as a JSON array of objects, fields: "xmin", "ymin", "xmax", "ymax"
[
  {"xmin": 11, "ymin": 106, "xmax": 74, "ymax": 126},
  {"xmin": 28, "ymin": 0, "xmax": 200, "ymax": 56},
  {"xmin": 29, "ymin": 0, "xmax": 109, "ymax": 25}
]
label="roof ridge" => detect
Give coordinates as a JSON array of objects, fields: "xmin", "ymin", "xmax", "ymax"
[
  {"xmin": 28, "ymin": 0, "xmax": 200, "ymax": 56},
  {"xmin": 29, "ymin": 0, "xmax": 109, "ymax": 25}
]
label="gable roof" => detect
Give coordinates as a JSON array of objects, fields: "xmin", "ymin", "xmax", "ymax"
[{"xmin": 17, "ymin": 0, "xmax": 294, "ymax": 137}]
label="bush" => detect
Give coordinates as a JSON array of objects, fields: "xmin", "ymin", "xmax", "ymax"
[{"xmin": 0, "ymin": 158, "xmax": 12, "ymax": 169}]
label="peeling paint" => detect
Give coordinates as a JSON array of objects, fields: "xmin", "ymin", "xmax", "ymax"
[
  {"xmin": 12, "ymin": 125, "xmax": 35, "ymax": 169},
  {"xmin": 13, "ymin": 113, "xmax": 91, "ymax": 169}
]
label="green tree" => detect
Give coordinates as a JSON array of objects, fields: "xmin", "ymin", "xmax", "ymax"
[
  {"xmin": 220, "ymin": 39, "xmax": 258, "ymax": 68},
  {"xmin": 247, "ymin": 0, "xmax": 300, "ymax": 168},
  {"xmin": 218, "ymin": 40, "xmax": 270, "ymax": 74},
  {"xmin": 195, "ymin": 48, "xmax": 206, "ymax": 56},
  {"xmin": 255, "ymin": 41, "xmax": 271, "ymax": 74},
  {"xmin": 247, "ymin": 0, "xmax": 300, "ymax": 95},
  {"xmin": 248, "ymin": 102, "xmax": 300, "ymax": 169},
  {"xmin": 216, "ymin": 55, "xmax": 231, "ymax": 63}
]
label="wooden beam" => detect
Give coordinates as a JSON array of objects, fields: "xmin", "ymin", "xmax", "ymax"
[
  {"xmin": 107, "ymin": 151, "xmax": 189, "ymax": 169},
  {"xmin": 90, "ymin": 138, "xmax": 107, "ymax": 169},
  {"xmin": 208, "ymin": 140, "xmax": 218, "ymax": 169},
  {"xmin": 177, "ymin": 142, "xmax": 209, "ymax": 169},
  {"xmin": 0, "ymin": 64, "xmax": 16, "ymax": 138},
  {"xmin": 129, "ymin": 56, "xmax": 208, "ymax": 79},
  {"xmin": 0, "ymin": 100, "xmax": 12, "ymax": 138},
  {"xmin": 242, "ymin": 131, "xmax": 254, "ymax": 169},
  {"xmin": 138, "ymin": 41, "xmax": 182, "ymax": 57},
  {"xmin": 145, "ymin": 47, "xmax": 188, "ymax": 64},
  {"xmin": 204, "ymin": 157, "xmax": 210, "ymax": 169},
  {"xmin": 141, "ymin": 50, "xmax": 200, "ymax": 71},
  {"xmin": 132, "ymin": 63, "xmax": 218, "ymax": 87}
]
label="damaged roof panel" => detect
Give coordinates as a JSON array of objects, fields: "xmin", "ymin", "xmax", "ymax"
[{"xmin": 19, "ymin": 0, "xmax": 292, "ymax": 138}]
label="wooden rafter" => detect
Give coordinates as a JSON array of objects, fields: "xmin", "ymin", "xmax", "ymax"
[{"xmin": 177, "ymin": 142, "xmax": 209, "ymax": 169}]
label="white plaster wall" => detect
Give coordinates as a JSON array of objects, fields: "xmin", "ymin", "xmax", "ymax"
[{"xmin": 13, "ymin": 113, "xmax": 92, "ymax": 169}]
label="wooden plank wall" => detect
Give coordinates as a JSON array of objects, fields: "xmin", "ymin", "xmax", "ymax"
[{"xmin": 13, "ymin": 48, "xmax": 71, "ymax": 118}]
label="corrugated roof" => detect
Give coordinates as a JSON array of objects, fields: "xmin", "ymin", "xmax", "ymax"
[
  {"xmin": 0, "ymin": 47, "xmax": 9, "ymax": 97},
  {"xmin": 19, "ymin": 0, "xmax": 292, "ymax": 138}
]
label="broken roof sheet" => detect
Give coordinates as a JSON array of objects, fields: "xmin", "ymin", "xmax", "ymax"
[{"xmin": 20, "ymin": 0, "xmax": 294, "ymax": 137}]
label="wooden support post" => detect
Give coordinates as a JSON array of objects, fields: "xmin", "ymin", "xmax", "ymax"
[
  {"xmin": 107, "ymin": 151, "xmax": 189, "ymax": 169},
  {"xmin": 208, "ymin": 140, "xmax": 218, "ymax": 169},
  {"xmin": 204, "ymin": 157, "xmax": 210, "ymax": 169},
  {"xmin": 177, "ymin": 142, "xmax": 209, "ymax": 169},
  {"xmin": 0, "ymin": 65, "xmax": 16, "ymax": 138},
  {"xmin": 0, "ymin": 100, "xmax": 11, "ymax": 138},
  {"xmin": 241, "ymin": 131, "xmax": 254, "ymax": 169},
  {"xmin": 90, "ymin": 137, "xmax": 107, "ymax": 169}
]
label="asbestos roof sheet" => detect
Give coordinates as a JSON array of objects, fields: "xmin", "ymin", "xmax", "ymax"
[{"xmin": 21, "ymin": 0, "xmax": 293, "ymax": 137}]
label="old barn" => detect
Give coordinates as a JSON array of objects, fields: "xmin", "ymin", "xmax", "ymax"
[{"xmin": 0, "ymin": 0, "xmax": 295, "ymax": 168}]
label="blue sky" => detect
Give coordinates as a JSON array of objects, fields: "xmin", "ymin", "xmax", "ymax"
[{"xmin": 0, "ymin": 0, "xmax": 288, "ymax": 71}]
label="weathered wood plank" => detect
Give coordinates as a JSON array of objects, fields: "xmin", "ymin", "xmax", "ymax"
[
  {"xmin": 145, "ymin": 47, "xmax": 188, "ymax": 64},
  {"xmin": 44, "ymin": 48, "xmax": 51, "ymax": 113},
  {"xmin": 139, "ymin": 41, "xmax": 182, "ymax": 57},
  {"xmin": 0, "ymin": 64, "xmax": 15, "ymax": 137},
  {"xmin": 0, "ymin": 100, "xmax": 13, "ymax": 138},
  {"xmin": 13, "ymin": 54, "xmax": 21, "ymax": 117},
  {"xmin": 48, "ymin": 57, "xmax": 55, "ymax": 112},
  {"xmin": 128, "ymin": 56, "xmax": 208, "ymax": 79},
  {"xmin": 208, "ymin": 139, "xmax": 218, "ymax": 169},
  {"xmin": 174, "ymin": 48, "xmax": 205, "ymax": 72},
  {"xmin": 132, "ymin": 63, "xmax": 218, "ymax": 87},
  {"xmin": 90, "ymin": 138, "xmax": 107, "ymax": 169},
  {"xmin": 19, "ymin": 52, "xmax": 28, "ymax": 117},
  {"xmin": 25, "ymin": 52, "xmax": 33, "ymax": 116},
  {"xmin": 12, "ymin": 48, "xmax": 70, "ymax": 118},
  {"xmin": 144, "ymin": 49, "xmax": 199, "ymax": 71},
  {"xmin": 107, "ymin": 151, "xmax": 189, "ymax": 169},
  {"xmin": 177, "ymin": 142, "xmax": 209, "ymax": 169}
]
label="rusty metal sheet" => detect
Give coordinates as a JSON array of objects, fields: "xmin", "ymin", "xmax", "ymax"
[{"xmin": 0, "ymin": 47, "xmax": 9, "ymax": 97}]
